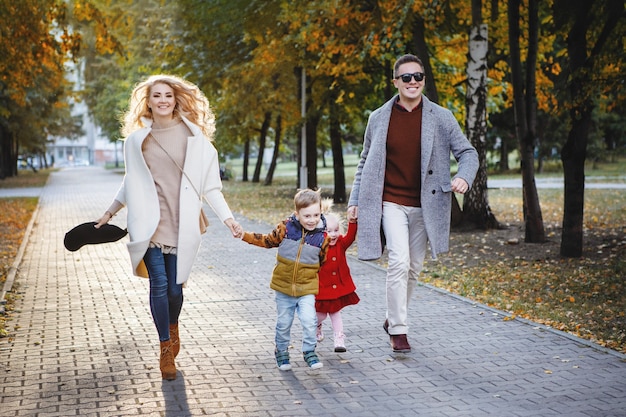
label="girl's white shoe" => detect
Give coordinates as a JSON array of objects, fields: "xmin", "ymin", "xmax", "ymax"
[{"xmin": 334, "ymin": 333, "xmax": 346, "ymax": 352}]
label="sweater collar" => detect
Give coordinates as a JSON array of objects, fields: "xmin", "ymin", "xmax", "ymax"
[{"xmin": 141, "ymin": 115, "xmax": 201, "ymax": 137}]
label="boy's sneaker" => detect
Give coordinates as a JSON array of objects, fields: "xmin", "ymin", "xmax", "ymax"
[
  {"xmin": 316, "ymin": 323, "xmax": 324, "ymax": 343},
  {"xmin": 334, "ymin": 333, "xmax": 346, "ymax": 353},
  {"xmin": 303, "ymin": 351, "xmax": 323, "ymax": 369},
  {"xmin": 275, "ymin": 350, "xmax": 292, "ymax": 371}
]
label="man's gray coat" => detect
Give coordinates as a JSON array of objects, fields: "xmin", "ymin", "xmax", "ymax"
[{"xmin": 348, "ymin": 95, "xmax": 479, "ymax": 261}]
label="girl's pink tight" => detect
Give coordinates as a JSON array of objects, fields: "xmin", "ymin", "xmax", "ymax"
[{"xmin": 317, "ymin": 311, "xmax": 343, "ymax": 334}]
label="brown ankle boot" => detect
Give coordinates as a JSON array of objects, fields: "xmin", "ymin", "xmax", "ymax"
[
  {"xmin": 159, "ymin": 340, "xmax": 177, "ymax": 380},
  {"xmin": 169, "ymin": 323, "xmax": 180, "ymax": 358}
]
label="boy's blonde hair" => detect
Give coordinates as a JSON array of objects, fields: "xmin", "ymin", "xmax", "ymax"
[{"xmin": 293, "ymin": 189, "xmax": 322, "ymax": 212}]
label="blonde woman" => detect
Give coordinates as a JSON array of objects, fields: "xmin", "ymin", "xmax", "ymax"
[{"xmin": 96, "ymin": 75, "xmax": 242, "ymax": 380}]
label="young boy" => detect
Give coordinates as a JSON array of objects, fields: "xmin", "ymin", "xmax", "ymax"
[{"xmin": 241, "ymin": 189, "xmax": 330, "ymax": 370}]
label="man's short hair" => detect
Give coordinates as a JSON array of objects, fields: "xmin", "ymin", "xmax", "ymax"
[{"xmin": 393, "ymin": 54, "xmax": 424, "ymax": 78}]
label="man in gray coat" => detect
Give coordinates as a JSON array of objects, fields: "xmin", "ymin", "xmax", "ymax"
[{"xmin": 347, "ymin": 54, "xmax": 479, "ymax": 353}]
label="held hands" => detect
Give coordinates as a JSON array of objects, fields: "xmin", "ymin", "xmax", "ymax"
[
  {"xmin": 451, "ymin": 178, "xmax": 470, "ymax": 194},
  {"xmin": 225, "ymin": 218, "xmax": 243, "ymax": 239},
  {"xmin": 347, "ymin": 206, "xmax": 358, "ymax": 223}
]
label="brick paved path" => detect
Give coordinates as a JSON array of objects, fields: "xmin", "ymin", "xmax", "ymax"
[{"xmin": 1, "ymin": 167, "xmax": 625, "ymax": 417}]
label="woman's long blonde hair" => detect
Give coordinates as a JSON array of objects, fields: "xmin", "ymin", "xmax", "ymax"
[{"xmin": 121, "ymin": 74, "xmax": 215, "ymax": 139}]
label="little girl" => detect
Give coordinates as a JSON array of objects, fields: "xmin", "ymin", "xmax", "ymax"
[{"xmin": 315, "ymin": 212, "xmax": 359, "ymax": 352}]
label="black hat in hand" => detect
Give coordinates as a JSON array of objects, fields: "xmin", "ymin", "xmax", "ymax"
[{"xmin": 64, "ymin": 222, "xmax": 128, "ymax": 252}]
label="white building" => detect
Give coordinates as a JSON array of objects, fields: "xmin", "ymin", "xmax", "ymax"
[{"xmin": 47, "ymin": 60, "xmax": 122, "ymax": 167}]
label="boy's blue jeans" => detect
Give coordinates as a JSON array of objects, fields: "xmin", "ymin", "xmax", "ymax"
[
  {"xmin": 143, "ymin": 247, "xmax": 183, "ymax": 342},
  {"xmin": 274, "ymin": 292, "xmax": 317, "ymax": 352}
]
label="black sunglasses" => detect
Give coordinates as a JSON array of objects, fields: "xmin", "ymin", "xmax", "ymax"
[{"xmin": 396, "ymin": 72, "xmax": 425, "ymax": 83}]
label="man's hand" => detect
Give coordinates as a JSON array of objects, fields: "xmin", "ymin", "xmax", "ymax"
[
  {"xmin": 347, "ymin": 205, "xmax": 358, "ymax": 222},
  {"xmin": 451, "ymin": 178, "xmax": 469, "ymax": 194}
]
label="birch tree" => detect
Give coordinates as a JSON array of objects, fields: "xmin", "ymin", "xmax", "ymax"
[{"xmin": 463, "ymin": 0, "xmax": 499, "ymax": 229}]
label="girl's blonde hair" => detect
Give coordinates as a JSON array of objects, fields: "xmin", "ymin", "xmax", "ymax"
[
  {"xmin": 319, "ymin": 197, "xmax": 346, "ymax": 233},
  {"xmin": 121, "ymin": 74, "xmax": 215, "ymax": 139},
  {"xmin": 324, "ymin": 212, "xmax": 346, "ymax": 234}
]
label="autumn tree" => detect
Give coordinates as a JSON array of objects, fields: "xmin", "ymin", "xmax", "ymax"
[
  {"xmin": 0, "ymin": 0, "xmax": 81, "ymax": 178},
  {"xmin": 280, "ymin": 1, "xmax": 379, "ymax": 198},
  {"xmin": 553, "ymin": 0, "xmax": 625, "ymax": 257},
  {"xmin": 73, "ymin": 0, "xmax": 176, "ymax": 143},
  {"xmin": 173, "ymin": 0, "xmax": 302, "ymax": 185}
]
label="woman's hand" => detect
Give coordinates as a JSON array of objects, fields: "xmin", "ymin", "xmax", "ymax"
[
  {"xmin": 224, "ymin": 218, "xmax": 243, "ymax": 239},
  {"xmin": 94, "ymin": 211, "xmax": 113, "ymax": 229}
]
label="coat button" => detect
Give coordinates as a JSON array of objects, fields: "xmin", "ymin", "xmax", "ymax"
[
  {"xmin": 428, "ymin": 170, "xmax": 433, "ymax": 175},
  {"xmin": 432, "ymin": 190, "xmax": 436, "ymax": 194},
  {"xmin": 332, "ymin": 256, "xmax": 337, "ymax": 261},
  {"xmin": 332, "ymin": 272, "xmax": 337, "ymax": 275},
  {"xmin": 332, "ymin": 285, "xmax": 337, "ymax": 289}
]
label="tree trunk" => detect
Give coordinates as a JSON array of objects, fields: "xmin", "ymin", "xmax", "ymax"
[
  {"xmin": 242, "ymin": 136, "xmax": 250, "ymax": 182},
  {"xmin": 329, "ymin": 100, "xmax": 346, "ymax": 203},
  {"xmin": 464, "ymin": 1, "xmax": 499, "ymax": 229},
  {"xmin": 499, "ymin": 138, "xmax": 509, "ymax": 172},
  {"xmin": 556, "ymin": 0, "xmax": 622, "ymax": 257},
  {"xmin": 305, "ymin": 111, "xmax": 319, "ymax": 189},
  {"xmin": 508, "ymin": 0, "xmax": 545, "ymax": 243},
  {"xmin": 560, "ymin": 113, "xmax": 589, "ymax": 257},
  {"xmin": 537, "ymin": 151, "xmax": 544, "ymax": 174},
  {"xmin": 522, "ymin": 0, "xmax": 545, "ymax": 243},
  {"xmin": 264, "ymin": 114, "xmax": 282, "ymax": 186},
  {"xmin": 411, "ymin": 15, "xmax": 439, "ymax": 103},
  {"xmin": 0, "ymin": 124, "xmax": 17, "ymax": 179},
  {"xmin": 558, "ymin": 1, "xmax": 593, "ymax": 257},
  {"xmin": 451, "ymin": 194, "xmax": 463, "ymax": 227},
  {"xmin": 252, "ymin": 111, "xmax": 271, "ymax": 183}
]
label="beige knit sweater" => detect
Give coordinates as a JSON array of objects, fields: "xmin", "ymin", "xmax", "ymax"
[{"xmin": 142, "ymin": 119, "xmax": 191, "ymax": 248}]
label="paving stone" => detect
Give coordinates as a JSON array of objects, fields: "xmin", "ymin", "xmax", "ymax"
[{"xmin": 1, "ymin": 166, "xmax": 625, "ymax": 417}]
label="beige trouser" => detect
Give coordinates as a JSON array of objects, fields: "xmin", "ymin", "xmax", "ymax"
[{"xmin": 382, "ymin": 202, "xmax": 428, "ymax": 336}]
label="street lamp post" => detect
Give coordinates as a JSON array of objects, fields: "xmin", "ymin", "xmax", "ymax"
[{"xmin": 299, "ymin": 67, "xmax": 307, "ymax": 189}]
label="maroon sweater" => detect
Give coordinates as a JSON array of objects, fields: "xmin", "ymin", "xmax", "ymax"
[{"xmin": 383, "ymin": 101, "xmax": 423, "ymax": 207}]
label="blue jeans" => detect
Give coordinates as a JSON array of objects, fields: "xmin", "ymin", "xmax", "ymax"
[
  {"xmin": 143, "ymin": 247, "xmax": 183, "ymax": 342},
  {"xmin": 274, "ymin": 292, "xmax": 317, "ymax": 352}
]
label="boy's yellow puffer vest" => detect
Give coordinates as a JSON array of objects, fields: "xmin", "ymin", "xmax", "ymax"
[{"xmin": 242, "ymin": 215, "xmax": 329, "ymax": 297}]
